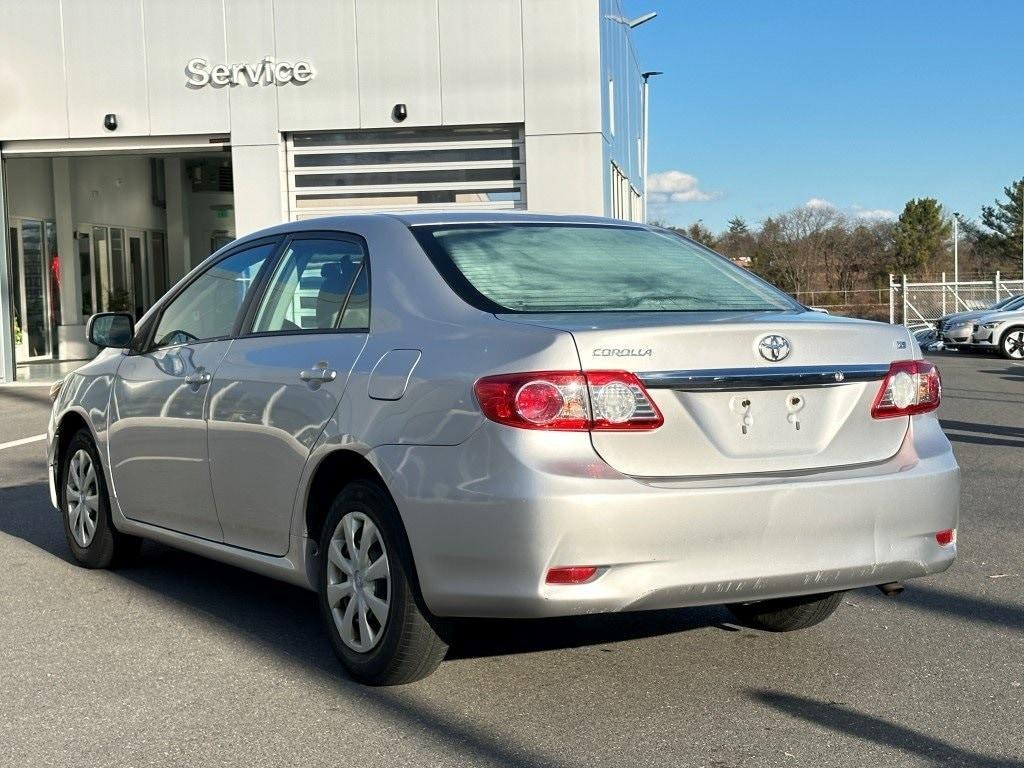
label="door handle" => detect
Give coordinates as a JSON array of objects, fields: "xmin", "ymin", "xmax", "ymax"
[
  {"xmin": 184, "ymin": 370, "xmax": 212, "ymax": 387},
  {"xmin": 299, "ymin": 362, "xmax": 337, "ymax": 385}
]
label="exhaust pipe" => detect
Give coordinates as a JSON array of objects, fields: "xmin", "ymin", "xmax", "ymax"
[{"xmin": 877, "ymin": 581, "xmax": 904, "ymax": 597}]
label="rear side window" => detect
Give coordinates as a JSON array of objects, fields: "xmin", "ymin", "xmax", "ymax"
[
  {"xmin": 152, "ymin": 242, "xmax": 274, "ymax": 348},
  {"xmin": 251, "ymin": 238, "xmax": 368, "ymax": 333},
  {"xmin": 413, "ymin": 224, "xmax": 797, "ymax": 313}
]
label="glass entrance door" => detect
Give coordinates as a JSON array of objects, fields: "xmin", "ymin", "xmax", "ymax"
[
  {"xmin": 79, "ymin": 224, "xmax": 166, "ymax": 320},
  {"xmin": 11, "ymin": 219, "xmax": 56, "ymax": 360}
]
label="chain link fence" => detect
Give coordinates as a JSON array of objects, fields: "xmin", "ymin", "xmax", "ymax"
[
  {"xmin": 889, "ymin": 273, "xmax": 1024, "ymax": 330},
  {"xmin": 793, "ymin": 273, "xmax": 1024, "ymax": 328}
]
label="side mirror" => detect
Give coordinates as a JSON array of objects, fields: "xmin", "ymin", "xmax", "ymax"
[{"xmin": 87, "ymin": 312, "xmax": 135, "ymax": 349}]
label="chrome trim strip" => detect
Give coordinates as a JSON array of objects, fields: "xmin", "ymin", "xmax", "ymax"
[{"xmin": 639, "ymin": 364, "xmax": 890, "ymax": 392}]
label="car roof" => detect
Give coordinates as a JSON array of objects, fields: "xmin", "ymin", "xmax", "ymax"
[
  {"xmin": 382, "ymin": 210, "xmax": 643, "ymax": 227},
  {"xmin": 243, "ymin": 211, "xmax": 646, "ymax": 240}
]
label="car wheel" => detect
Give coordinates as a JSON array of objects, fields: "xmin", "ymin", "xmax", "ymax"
[
  {"xmin": 999, "ymin": 326, "xmax": 1024, "ymax": 360},
  {"xmin": 726, "ymin": 590, "xmax": 845, "ymax": 632},
  {"xmin": 59, "ymin": 428, "xmax": 141, "ymax": 569},
  {"xmin": 318, "ymin": 480, "xmax": 448, "ymax": 685}
]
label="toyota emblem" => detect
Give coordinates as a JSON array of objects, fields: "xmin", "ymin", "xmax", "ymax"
[{"xmin": 758, "ymin": 334, "xmax": 792, "ymax": 362}]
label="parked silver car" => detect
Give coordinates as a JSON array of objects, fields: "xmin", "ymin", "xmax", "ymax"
[
  {"xmin": 970, "ymin": 303, "xmax": 1024, "ymax": 358},
  {"xmin": 46, "ymin": 213, "xmax": 959, "ymax": 684},
  {"xmin": 935, "ymin": 293, "xmax": 1024, "ymax": 346}
]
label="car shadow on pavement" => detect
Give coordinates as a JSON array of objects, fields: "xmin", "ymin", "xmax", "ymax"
[
  {"xmin": 979, "ymin": 365, "xmax": 1024, "ymax": 385},
  {"xmin": 887, "ymin": 583, "xmax": 1024, "ymax": 636},
  {"xmin": 446, "ymin": 605, "xmax": 726, "ymax": 660},
  {"xmin": 940, "ymin": 419, "xmax": 1024, "ymax": 449},
  {"xmin": 750, "ymin": 690, "xmax": 1024, "ymax": 768},
  {"xmin": 0, "ymin": 482, "xmax": 726, "ymax": 664}
]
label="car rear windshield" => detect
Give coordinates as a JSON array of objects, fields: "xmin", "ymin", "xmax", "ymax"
[{"xmin": 412, "ymin": 223, "xmax": 797, "ymax": 313}]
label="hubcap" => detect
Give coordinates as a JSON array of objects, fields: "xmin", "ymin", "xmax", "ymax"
[
  {"xmin": 326, "ymin": 511, "xmax": 391, "ymax": 653},
  {"xmin": 1005, "ymin": 330, "xmax": 1024, "ymax": 359},
  {"xmin": 65, "ymin": 449, "xmax": 99, "ymax": 548}
]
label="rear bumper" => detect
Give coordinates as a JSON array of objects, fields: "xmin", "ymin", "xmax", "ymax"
[{"xmin": 372, "ymin": 417, "xmax": 959, "ymax": 619}]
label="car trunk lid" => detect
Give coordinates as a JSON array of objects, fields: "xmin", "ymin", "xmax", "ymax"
[{"xmin": 497, "ymin": 310, "xmax": 914, "ymax": 478}]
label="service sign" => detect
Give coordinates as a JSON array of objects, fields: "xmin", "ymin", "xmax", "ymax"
[{"xmin": 186, "ymin": 57, "xmax": 314, "ymax": 87}]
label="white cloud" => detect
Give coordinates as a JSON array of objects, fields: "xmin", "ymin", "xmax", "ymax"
[
  {"xmin": 852, "ymin": 206, "xmax": 897, "ymax": 221},
  {"xmin": 647, "ymin": 170, "xmax": 718, "ymax": 204},
  {"xmin": 804, "ymin": 197, "xmax": 835, "ymax": 210}
]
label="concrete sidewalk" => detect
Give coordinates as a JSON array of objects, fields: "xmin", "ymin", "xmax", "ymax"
[{"xmin": 2, "ymin": 359, "xmax": 88, "ymax": 386}]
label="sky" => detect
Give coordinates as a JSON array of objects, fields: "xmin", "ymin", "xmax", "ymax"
[{"xmin": 624, "ymin": 0, "xmax": 1024, "ymax": 232}]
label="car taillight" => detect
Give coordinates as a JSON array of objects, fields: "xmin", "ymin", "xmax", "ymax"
[
  {"xmin": 871, "ymin": 360, "xmax": 941, "ymax": 419},
  {"xmin": 474, "ymin": 370, "xmax": 664, "ymax": 431}
]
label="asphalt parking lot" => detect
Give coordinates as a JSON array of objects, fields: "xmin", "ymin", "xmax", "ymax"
[{"xmin": 1, "ymin": 352, "xmax": 1021, "ymax": 768}]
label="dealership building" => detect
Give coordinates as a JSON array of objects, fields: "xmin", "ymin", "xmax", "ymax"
[{"xmin": 0, "ymin": 0, "xmax": 648, "ymax": 381}]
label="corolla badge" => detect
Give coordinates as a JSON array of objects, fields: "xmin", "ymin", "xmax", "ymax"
[{"xmin": 757, "ymin": 334, "xmax": 792, "ymax": 362}]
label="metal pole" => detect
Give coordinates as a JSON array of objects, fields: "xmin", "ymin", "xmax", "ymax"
[
  {"xmin": 941, "ymin": 272, "xmax": 946, "ymax": 316},
  {"xmin": 952, "ymin": 215, "xmax": 959, "ymax": 316},
  {"xmin": 953, "ymin": 216, "xmax": 959, "ymax": 285},
  {"xmin": 901, "ymin": 274, "xmax": 908, "ymax": 325},
  {"xmin": 641, "ymin": 75, "xmax": 649, "ymax": 223},
  {"xmin": 0, "ymin": 151, "xmax": 15, "ymax": 383},
  {"xmin": 640, "ymin": 71, "xmax": 662, "ymax": 225},
  {"xmin": 889, "ymin": 273, "xmax": 895, "ymax": 324}
]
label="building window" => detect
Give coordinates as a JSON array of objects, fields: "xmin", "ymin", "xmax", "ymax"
[
  {"xmin": 285, "ymin": 124, "xmax": 526, "ymax": 219},
  {"xmin": 608, "ymin": 78, "xmax": 615, "ymax": 136}
]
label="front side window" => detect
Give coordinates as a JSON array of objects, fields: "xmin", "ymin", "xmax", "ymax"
[
  {"xmin": 152, "ymin": 242, "xmax": 274, "ymax": 348},
  {"xmin": 251, "ymin": 238, "xmax": 368, "ymax": 333},
  {"xmin": 414, "ymin": 224, "xmax": 798, "ymax": 313}
]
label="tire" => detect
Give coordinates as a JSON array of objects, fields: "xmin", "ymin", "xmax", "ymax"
[
  {"xmin": 727, "ymin": 590, "xmax": 845, "ymax": 632},
  {"xmin": 59, "ymin": 428, "xmax": 142, "ymax": 569},
  {"xmin": 318, "ymin": 480, "xmax": 448, "ymax": 685},
  {"xmin": 999, "ymin": 326, "xmax": 1024, "ymax": 360}
]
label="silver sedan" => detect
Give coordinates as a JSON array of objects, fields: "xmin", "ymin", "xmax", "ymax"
[
  {"xmin": 46, "ymin": 213, "xmax": 959, "ymax": 684},
  {"xmin": 936, "ymin": 293, "xmax": 1024, "ymax": 346},
  {"xmin": 971, "ymin": 305, "xmax": 1024, "ymax": 359}
]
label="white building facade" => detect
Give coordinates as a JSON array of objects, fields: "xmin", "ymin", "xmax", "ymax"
[{"xmin": 0, "ymin": 0, "xmax": 646, "ymax": 380}]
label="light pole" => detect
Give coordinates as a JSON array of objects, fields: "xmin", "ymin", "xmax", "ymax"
[
  {"xmin": 641, "ymin": 70, "xmax": 662, "ymax": 223},
  {"xmin": 952, "ymin": 212, "xmax": 959, "ymax": 286}
]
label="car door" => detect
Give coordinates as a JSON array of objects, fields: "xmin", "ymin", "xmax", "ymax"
[
  {"xmin": 107, "ymin": 239, "xmax": 280, "ymax": 540},
  {"xmin": 207, "ymin": 233, "xmax": 370, "ymax": 555}
]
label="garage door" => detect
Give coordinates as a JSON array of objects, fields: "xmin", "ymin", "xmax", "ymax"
[{"xmin": 285, "ymin": 124, "xmax": 525, "ymax": 220}]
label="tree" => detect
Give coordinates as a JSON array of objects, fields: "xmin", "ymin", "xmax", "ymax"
[
  {"xmin": 890, "ymin": 198, "xmax": 950, "ymax": 274},
  {"xmin": 682, "ymin": 221, "xmax": 717, "ymax": 249},
  {"xmin": 727, "ymin": 216, "xmax": 749, "ymax": 235},
  {"xmin": 978, "ymin": 178, "xmax": 1024, "ymax": 272},
  {"xmin": 717, "ymin": 216, "xmax": 756, "ymax": 264},
  {"xmin": 750, "ymin": 206, "xmax": 846, "ymax": 294},
  {"xmin": 845, "ymin": 219, "xmax": 897, "ymax": 288}
]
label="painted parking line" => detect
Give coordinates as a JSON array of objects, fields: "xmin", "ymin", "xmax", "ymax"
[{"xmin": 0, "ymin": 434, "xmax": 46, "ymax": 451}]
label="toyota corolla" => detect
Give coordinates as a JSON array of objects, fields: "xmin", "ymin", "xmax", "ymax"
[{"xmin": 47, "ymin": 213, "xmax": 960, "ymax": 684}]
